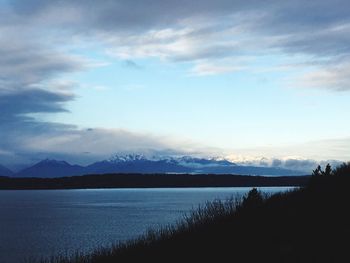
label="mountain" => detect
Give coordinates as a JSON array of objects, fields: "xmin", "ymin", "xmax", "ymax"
[
  {"xmin": 15, "ymin": 159, "xmax": 85, "ymax": 178},
  {"xmin": 0, "ymin": 164, "xmax": 13, "ymax": 177},
  {"xmin": 13, "ymin": 154, "xmax": 306, "ymax": 178},
  {"xmin": 85, "ymin": 154, "xmax": 193, "ymax": 174},
  {"xmin": 85, "ymin": 154, "xmax": 237, "ymax": 174}
]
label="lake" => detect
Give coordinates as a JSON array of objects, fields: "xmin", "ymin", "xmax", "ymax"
[{"xmin": 0, "ymin": 187, "xmax": 294, "ymax": 263}]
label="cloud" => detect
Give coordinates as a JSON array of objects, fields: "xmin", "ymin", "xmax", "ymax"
[
  {"xmin": 295, "ymin": 61, "xmax": 350, "ymax": 91},
  {"xmin": 0, "ymin": 36, "xmax": 83, "ymax": 85},
  {"xmin": 225, "ymin": 136, "xmax": 350, "ymax": 172},
  {"xmin": 6, "ymin": 1, "xmax": 350, "ymax": 55},
  {"xmin": 23, "ymin": 128, "xmax": 169, "ymax": 156},
  {"xmin": 0, "ymin": 14, "xmax": 209, "ymax": 168},
  {"xmin": 281, "ymin": 158, "xmax": 343, "ymax": 173},
  {"xmin": 122, "ymin": 60, "xmax": 142, "ymax": 69},
  {"xmin": 230, "ymin": 137, "xmax": 350, "ymax": 163},
  {"xmin": 0, "ymin": 20, "xmax": 85, "ymax": 122},
  {"xmin": 0, "ymin": 88, "xmax": 74, "ymax": 118},
  {"xmin": 0, "ymin": 122, "xmax": 211, "ymax": 168},
  {"xmin": 0, "ymin": 34, "xmax": 83, "ymax": 166},
  {"xmin": 190, "ymin": 60, "xmax": 244, "ymax": 76},
  {"xmin": 1, "ymin": 0, "xmax": 350, "ymax": 167},
  {"xmin": 226, "ymin": 154, "xmax": 343, "ymax": 173},
  {"xmin": 3, "ymin": 0, "xmax": 350, "ymax": 83}
]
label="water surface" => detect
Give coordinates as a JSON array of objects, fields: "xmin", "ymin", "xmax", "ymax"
[{"xmin": 0, "ymin": 187, "xmax": 293, "ymax": 262}]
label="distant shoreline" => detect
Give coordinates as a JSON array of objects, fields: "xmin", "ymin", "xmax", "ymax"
[{"xmin": 0, "ymin": 173, "xmax": 309, "ymax": 190}]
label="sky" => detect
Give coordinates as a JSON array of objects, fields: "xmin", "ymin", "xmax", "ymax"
[{"xmin": 1, "ymin": 0, "xmax": 350, "ymax": 171}]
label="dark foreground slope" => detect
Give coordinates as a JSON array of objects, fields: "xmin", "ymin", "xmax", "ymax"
[{"xmin": 36, "ymin": 163, "xmax": 349, "ymax": 263}]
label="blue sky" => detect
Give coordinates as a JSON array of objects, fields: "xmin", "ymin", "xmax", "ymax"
[
  {"xmin": 60, "ymin": 55, "xmax": 350, "ymax": 148},
  {"xmin": 1, "ymin": 0, "xmax": 350, "ymax": 170}
]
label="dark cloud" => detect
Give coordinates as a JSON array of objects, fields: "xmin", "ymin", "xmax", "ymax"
[
  {"xmin": 6, "ymin": 1, "xmax": 350, "ymax": 56},
  {"xmin": 284, "ymin": 159, "xmax": 318, "ymax": 171},
  {"xmin": 3, "ymin": 1, "xmax": 350, "ymax": 78},
  {"xmin": 0, "ymin": 89, "xmax": 73, "ymax": 119},
  {"xmin": 122, "ymin": 60, "xmax": 142, "ymax": 69},
  {"xmin": 0, "ymin": 41, "xmax": 83, "ymax": 89},
  {"xmin": 271, "ymin": 159, "xmax": 283, "ymax": 167},
  {"xmin": 7, "ymin": 0, "xmax": 245, "ymax": 29}
]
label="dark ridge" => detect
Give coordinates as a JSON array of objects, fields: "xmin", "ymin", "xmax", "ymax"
[{"xmin": 0, "ymin": 173, "xmax": 309, "ymax": 190}]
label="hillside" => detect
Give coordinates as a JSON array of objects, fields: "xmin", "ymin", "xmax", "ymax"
[
  {"xmin": 36, "ymin": 162, "xmax": 350, "ymax": 263},
  {"xmin": 0, "ymin": 164, "xmax": 13, "ymax": 176}
]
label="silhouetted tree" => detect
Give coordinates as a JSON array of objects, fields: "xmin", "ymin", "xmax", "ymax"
[
  {"xmin": 312, "ymin": 165, "xmax": 322, "ymax": 176},
  {"xmin": 242, "ymin": 188, "xmax": 263, "ymax": 209},
  {"xmin": 313, "ymin": 164, "xmax": 332, "ymax": 177},
  {"xmin": 322, "ymin": 163, "xmax": 332, "ymax": 176}
]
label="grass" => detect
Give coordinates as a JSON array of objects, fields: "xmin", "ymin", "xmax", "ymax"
[{"xmin": 28, "ymin": 163, "xmax": 350, "ymax": 263}]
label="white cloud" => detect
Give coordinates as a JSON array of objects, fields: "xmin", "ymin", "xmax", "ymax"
[
  {"xmin": 190, "ymin": 61, "xmax": 244, "ymax": 76},
  {"xmin": 226, "ymin": 137, "xmax": 350, "ymax": 168},
  {"xmin": 225, "ymin": 154, "xmax": 343, "ymax": 172},
  {"xmin": 295, "ymin": 61, "xmax": 350, "ymax": 91}
]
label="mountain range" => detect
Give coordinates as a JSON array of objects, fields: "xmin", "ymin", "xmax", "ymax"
[{"xmin": 0, "ymin": 154, "xmax": 306, "ymax": 178}]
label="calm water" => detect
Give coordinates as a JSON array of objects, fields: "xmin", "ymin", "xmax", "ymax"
[{"xmin": 0, "ymin": 187, "xmax": 293, "ymax": 263}]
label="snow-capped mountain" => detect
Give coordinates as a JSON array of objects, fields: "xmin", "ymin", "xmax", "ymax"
[
  {"xmin": 85, "ymin": 154, "xmax": 193, "ymax": 174},
  {"xmin": 107, "ymin": 153, "xmax": 148, "ymax": 163},
  {"xmin": 13, "ymin": 154, "xmax": 306, "ymax": 178},
  {"xmin": 89, "ymin": 154, "xmax": 233, "ymax": 168}
]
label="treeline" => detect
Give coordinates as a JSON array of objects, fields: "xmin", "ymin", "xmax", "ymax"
[{"xmin": 0, "ymin": 173, "xmax": 309, "ymax": 190}]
